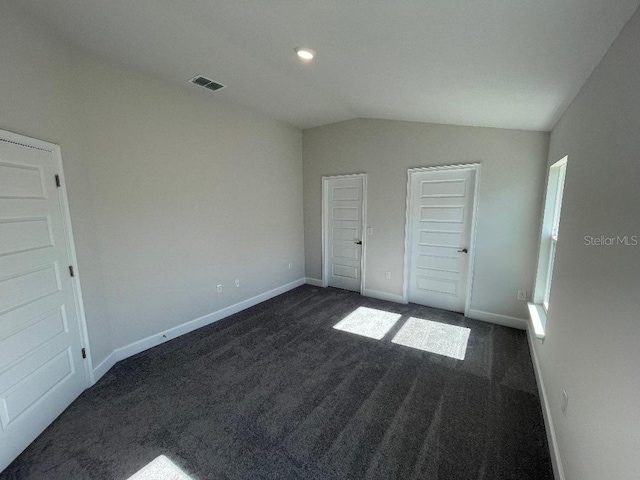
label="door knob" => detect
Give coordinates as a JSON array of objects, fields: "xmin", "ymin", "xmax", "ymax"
[
  {"xmin": 457, "ymin": 248, "xmax": 468, "ymax": 253},
  {"xmin": 354, "ymin": 240, "xmax": 362, "ymax": 245}
]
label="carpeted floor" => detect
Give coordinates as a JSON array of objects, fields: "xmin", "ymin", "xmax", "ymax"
[{"xmin": 1, "ymin": 285, "xmax": 554, "ymax": 479}]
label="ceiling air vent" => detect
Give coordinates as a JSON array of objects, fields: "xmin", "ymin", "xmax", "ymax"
[{"xmin": 189, "ymin": 75, "xmax": 226, "ymax": 92}]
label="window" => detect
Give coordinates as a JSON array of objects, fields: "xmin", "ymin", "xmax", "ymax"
[
  {"xmin": 529, "ymin": 156, "xmax": 568, "ymax": 338},
  {"xmin": 543, "ymin": 158, "xmax": 566, "ymax": 310}
]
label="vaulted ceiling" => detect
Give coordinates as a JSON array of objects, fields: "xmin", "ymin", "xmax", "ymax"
[{"xmin": 17, "ymin": 0, "xmax": 640, "ymax": 130}]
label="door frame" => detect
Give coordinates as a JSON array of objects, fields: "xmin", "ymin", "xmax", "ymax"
[
  {"xmin": 0, "ymin": 128, "xmax": 93, "ymax": 386},
  {"xmin": 402, "ymin": 163, "xmax": 481, "ymax": 315},
  {"xmin": 321, "ymin": 173, "xmax": 368, "ymax": 294}
]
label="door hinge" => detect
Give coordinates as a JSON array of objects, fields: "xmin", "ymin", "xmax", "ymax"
[
  {"xmin": 69, "ymin": 265, "xmax": 75, "ymax": 277},
  {"xmin": 81, "ymin": 348, "xmax": 87, "ymax": 359},
  {"xmin": 55, "ymin": 174, "xmax": 61, "ymax": 187}
]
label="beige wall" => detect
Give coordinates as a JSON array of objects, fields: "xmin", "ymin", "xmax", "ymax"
[
  {"xmin": 303, "ymin": 119, "xmax": 549, "ymax": 320},
  {"xmin": 532, "ymin": 7, "xmax": 640, "ymax": 480},
  {"xmin": 0, "ymin": 4, "xmax": 304, "ymax": 367}
]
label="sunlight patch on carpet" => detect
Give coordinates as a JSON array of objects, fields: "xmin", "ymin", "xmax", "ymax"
[
  {"xmin": 333, "ymin": 306, "xmax": 401, "ymax": 340},
  {"xmin": 392, "ymin": 317, "xmax": 470, "ymax": 360},
  {"xmin": 128, "ymin": 455, "xmax": 193, "ymax": 480}
]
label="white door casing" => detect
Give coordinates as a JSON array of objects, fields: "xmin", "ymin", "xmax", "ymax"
[
  {"xmin": 404, "ymin": 164, "xmax": 480, "ymax": 313},
  {"xmin": 322, "ymin": 175, "xmax": 366, "ymax": 293},
  {"xmin": 0, "ymin": 130, "xmax": 90, "ymax": 472}
]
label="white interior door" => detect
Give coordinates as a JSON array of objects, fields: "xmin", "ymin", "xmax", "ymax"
[
  {"xmin": 323, "ymin": 175, "xmax": 365, "ymax": 292},
  {"xmin": 0, "ymin": 133, "xmax": 87, "ymax": 471},
  {"xmin": 407, "ymin": 166, "xmax": 478, "ymax": 313}
]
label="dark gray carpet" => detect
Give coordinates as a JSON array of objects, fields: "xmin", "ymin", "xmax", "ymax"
[{"xmin": 1, "ymin": 285, "xmax": 554, "ymax": 479}]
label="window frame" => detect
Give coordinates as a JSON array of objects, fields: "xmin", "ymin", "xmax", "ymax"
[{"xmin": 529, "ymin": 156, "xmax": 568, "ymax": 338}]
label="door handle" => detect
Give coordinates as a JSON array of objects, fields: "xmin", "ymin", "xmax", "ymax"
[
  {"xmin": 354, "ymin": 241, "xmax": 362, "ymax": 245},
  {"xmin": 457, "ymin": 248, "xmax": 468, "ymax": 253}
]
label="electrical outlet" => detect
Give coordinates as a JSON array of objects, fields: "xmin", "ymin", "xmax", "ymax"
[
  {"xmin": 235, "ymin": 279, "xmax": 240, "ymax": 287},
  {"xmin": 216, "ymin": 284, "xmax": 223, "ymax": 293},
  {"xmin": 517, "ymin": 290, "xmax": 527, "ymax": 301},
  {"xmin": 288, "ymin": 263, "xmax": 292, "ymax": 270},
  {"xmin": 385, "ymin": 270, "xmax": 391, "ymax": 279},
  {"xmin": 367, "ymin": 227, "xmax": 373, "ymax": 236},
  {"xmin": 561, "ymin": 389, "xmax": 569, "ymax": 416}
]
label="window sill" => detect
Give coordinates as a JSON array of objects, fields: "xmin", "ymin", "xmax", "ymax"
[{"xmin": 527, "ymin": 303, "xmax": 547, "ymax": 340}]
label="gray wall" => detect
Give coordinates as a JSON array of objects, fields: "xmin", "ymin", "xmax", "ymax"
[
  {"xmin": 532, "ymin": 7, "xmax": 640, "ymax": 480},
  {"xmin": 0, "ymin": 4, "xmax": 304, "ymax": 367},
  {"xmin": 303, "ymin": 119, "xmax": 549, "ymax": 319},
  {"xmin": 7, "ymin": 4, "xmax": 638, "ymax": 477}
]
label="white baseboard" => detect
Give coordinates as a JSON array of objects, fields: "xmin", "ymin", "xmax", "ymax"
[
  {"xmin": 527, "ymin": 325, "xmax": 565, "ymax": 480},
  {"xmin": 92, "ymin": 278, "xmax": 305, "ymax": 383},
  {"xmin": 362, "ymin": 288, "xmax": 406, "ymax": 304},
  {"xmin": 304, "ymin": 281, "xmax": 407, "ymax": 307},
  {"xmin": 466, "ymin": 309, "xmax": 527, "ymax": 330},
  {"xmin": 92, "ymin": 351, "xmax": 118, "ymax": 383}
]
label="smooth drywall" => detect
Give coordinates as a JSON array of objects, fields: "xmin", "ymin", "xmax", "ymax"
[
  {"xmin": 531, "ymin": 7, "xmax": 640, "ymax": 480},
  {"xmin": 0, "ymin": 3, "xmax": 304, "ymax": 368},
  {"xmin": 0, "ymin": 3, "xmax": 115, "ymax": 364},
  {"xmin": 303, "ymin": 119, "xmax": 549, "ymax": 319}
]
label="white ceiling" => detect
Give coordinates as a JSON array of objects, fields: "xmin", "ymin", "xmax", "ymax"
[{"xmin": 16, "ymin": 0, "xmax": 640, "ymax": 131}]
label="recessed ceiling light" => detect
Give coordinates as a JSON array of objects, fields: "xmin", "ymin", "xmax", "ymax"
[{"xmin": 295, "ymin": 47, "xmax": 316, "ymax": 61}]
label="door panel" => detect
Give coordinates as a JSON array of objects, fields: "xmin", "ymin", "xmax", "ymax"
[
  {"xmin": 408, "ymin": 167, "xmax": 477, "ymax": 312},
  {"xmin": 325, "ymin": 176, "xmax": 364, "ymax": 292},
  {"xmin": 0, "ymin": 135, "xmax": 87, "ymax": 472}
]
